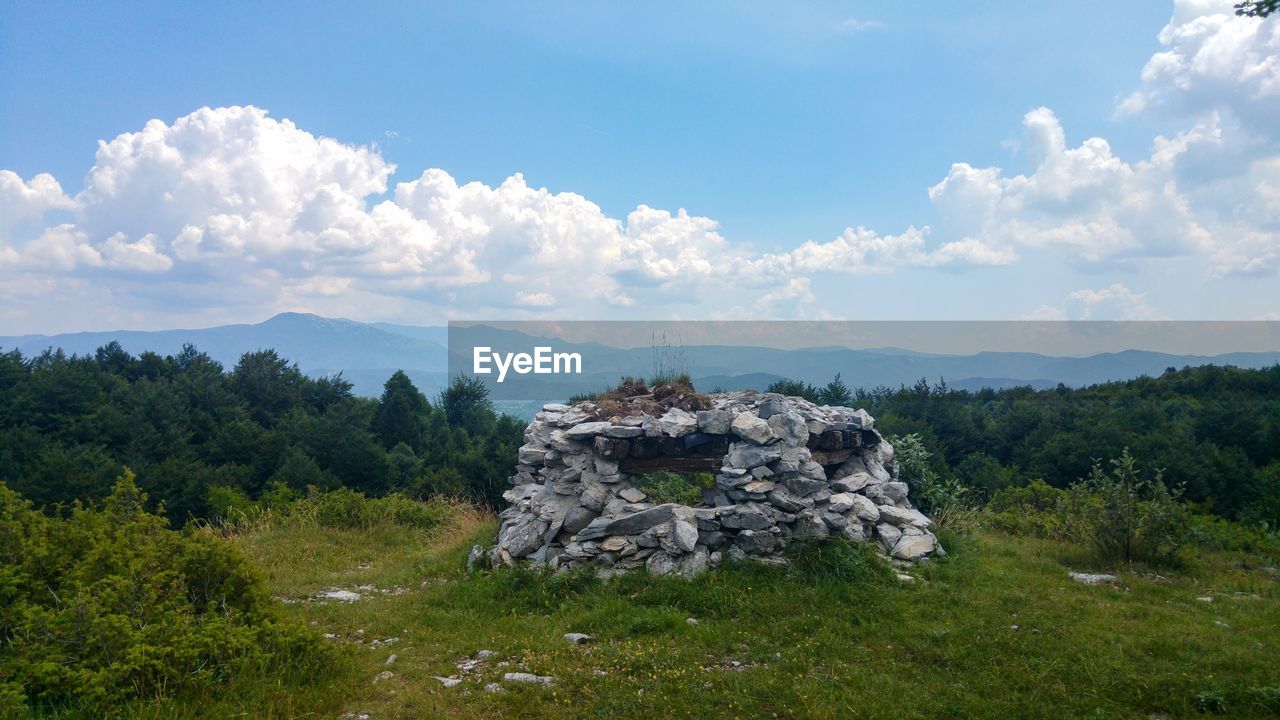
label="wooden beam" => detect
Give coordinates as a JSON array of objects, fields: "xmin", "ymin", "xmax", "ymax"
[
  {"xmin": 811, "ymin": 448, "xmax": 853, "ymax": 466},
  {"xmin": 619, "ymin": 454, "xmax": 721, "ymax": 474}
]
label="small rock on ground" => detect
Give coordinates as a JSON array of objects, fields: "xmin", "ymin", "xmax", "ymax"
[
  {"xmin": 432, "ymin": 675, "xmax": 463, "ymax": 688},
  {"xmin": 564, "ymin": 632, "xmax": 594, "ymax": 645},
  {"xmin": 503, "ymin": 672, "xmax": 555, "ymax": 686},
  {"xmin": 1068, "ymin": 571, "xmax": 1116, "ymax": 585}
]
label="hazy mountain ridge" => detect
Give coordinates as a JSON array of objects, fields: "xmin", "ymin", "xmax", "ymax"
[{"xmin": 5, "ymin": 314, "xmax": 1279, "ymax": 401}]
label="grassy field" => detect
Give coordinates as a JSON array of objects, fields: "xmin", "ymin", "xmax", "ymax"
[{"xmin": 118, "ymin": 503, "xmax": 1277, "ymax": 720}]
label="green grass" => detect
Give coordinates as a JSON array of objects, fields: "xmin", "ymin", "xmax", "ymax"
[{"xmin": 47, "ymin": 506, "xmax": 1280, "ymax": 719}]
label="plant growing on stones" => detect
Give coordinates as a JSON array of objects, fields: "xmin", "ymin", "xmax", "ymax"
[
  {"xmin": 650, "ymin": 331, "xmax": 689, "ymax": 387},
  {"xmin": 1062, "ymin": 448, "xmax": 1190, "ymax": 565},
  {"xmin": 631, "ymin": 472, "xmax": 715, "ymax": 505},
  {"xmin": 890, "ymin": 433, "xmax": 970, "ymax": 517}
]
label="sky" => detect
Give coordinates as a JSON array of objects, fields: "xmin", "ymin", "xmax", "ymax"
[{"xmin": 1, "ymin": 0, "xmax": 1278, "ymax": 334}]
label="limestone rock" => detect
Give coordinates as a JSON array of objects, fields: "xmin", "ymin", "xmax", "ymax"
[
  {"xmin": 658, "ymin": 408, "xmax": 699, "ymax": 437},
  {"xmin": 767, "ymin": 411, "xmax": 809, "ymax": 447},
  {"xmin": 565, "ymin": 422, "xmax": 612, "ymax": 440},
  {"xmin": 731, "ymin": 412, "xmax": 776, "ymax": 444},
  {"xmin": 697, "ymin": 409, "xmax": 734, "ymax": 434},
  {"xmin": 726, "ymin": 442, "xmax": 782, "ymax": 469},
  {"xmin": 603, "ymin": 504, "xmax": 682, "ymax": 535},
  {"xmin": 503, "ymin": 672, "xmax": 555, "ymax": 686},
  {"xmin": 891, "ymin": 533, "xmax": 936, "ymax": 560}
]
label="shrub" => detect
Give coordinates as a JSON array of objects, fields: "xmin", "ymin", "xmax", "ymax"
[
  {"xmin": 1187, "ymin": 514, "xmax": 1280, "ymax": 558},
  {"xmin": 1062, "ymin": 449, "xmax": 1191, "ymax": 565},
  {"xmin": 890, "ymin": 433, "xmax": 974, "ymax": 529},
  {"xmin": 0, "ymin": 472, "xmax": 330, "ymax": 712},
  {"xmin": 988, "ymin": 479, "xmax": 1066, "ymax": 513},
  {"xmin": 1249, "ymin": 686, "xmax": 1280, "ymax": 714},
  {"xmin": 984, "ymin": 479, "xmax": 1069, "ymax": 538},
  {"xmin": 630, "ymin": 472, "xmax": 715, "ymax": 506},
  {"xmin": 1194, "ymin": 689, "xmax": 1228, "ymax": 714}
]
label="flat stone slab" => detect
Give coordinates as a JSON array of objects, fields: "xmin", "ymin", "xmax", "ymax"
[{"xmin": 1069, "ymin": 572, "xmax": 1117, "ymax": 585}]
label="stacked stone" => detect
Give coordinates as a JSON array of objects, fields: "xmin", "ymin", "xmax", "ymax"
[{"xmin": 492, "ymin": 392, "xmax": 939, "ymax": 577}]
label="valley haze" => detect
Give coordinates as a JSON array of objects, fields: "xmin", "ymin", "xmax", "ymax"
[{"xmin": 5, "ymin": 313, "xmax": 1279, "ymax": 417}]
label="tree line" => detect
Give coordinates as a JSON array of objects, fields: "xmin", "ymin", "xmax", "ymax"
[
  {"xmin": 0, "ymin": 342, "xmax": 523, "ymax": 523},
  {"xmin": 770, "ymin": 364, "xmax": 1280, "ymax": 526}
]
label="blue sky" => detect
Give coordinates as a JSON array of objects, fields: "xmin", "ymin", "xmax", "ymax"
[{"xmin": 1, "ymin": 0, "xmax": 1277, "ymax": 333}]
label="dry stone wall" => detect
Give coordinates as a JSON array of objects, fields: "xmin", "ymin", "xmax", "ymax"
[{"xmin": 491, "ymin": 392, "xmax": 940, "ymax": 577}]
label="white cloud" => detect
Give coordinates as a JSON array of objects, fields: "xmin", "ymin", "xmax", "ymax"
[
  {"xmin": 1, "ymin": 105, "xmax": 1022, "ymax": 329},
  {"xmin": 1117, "ymin": 0, "xmax": 1279, "ymax": 132},
  {"xmin": 837, "ymin": 18, "xmax": 886, "ymax": 33},
  {"xmin": 1067, "ymin": 283, "xmax": 1165, "ymax": 320},
  {"xmin": 1026, "ymin": 283, "xmax": 1165, "ymax": 321},
  {"xmin": 758, "ymin": 225, "xmax": 1015, "ymax": 276},
  {"xmin": 8, "ymin": 10, "xmax": 1280, "ymax": 336},
  {"xmin": 0, "ymin": 171, "xmax": 73, "ymax": 238},
  {"xmin": 921, "ymin": 109, "xmax": 1228, "ymax": 269}
]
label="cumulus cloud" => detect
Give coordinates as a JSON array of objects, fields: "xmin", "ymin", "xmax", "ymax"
[
  {"xmin": 927, "ymin": 107, "xmax": 1220, "ymax": 266},
  {"xmin": 757, "ymin": 225, "xmax": 1015, "ymax": 276},
  {"xmin": 0, "ymin": 105, "xmax": 1012, "ymax": 329},
  {"xmin": 1116, "ymin": 0, "xmax": 1279, "ymax": 132},
  {"xmin": 1022, "ymin": 283, "xmax": 1165, "ymax": 321},
  {"xmin": 7, "ymin": 2, "xmax": 1280, "ymax": 334}
]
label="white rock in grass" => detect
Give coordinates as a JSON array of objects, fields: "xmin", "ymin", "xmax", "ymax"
[
  {"xmin": 431, "ymin": 675, "xmax": 462, "ymax": 688},
  {"xmin": 503, "ymin": 672, "xmax": 555, "ymax": 686},
  {"xmin": 891, "ymin": 533, "xmax": 936, "ymax": 560},
  {"xmin": 564, "ymin": 632, "xmax": 594, "ymax": 645},
  {"xmin": 1068, "ymin": 572, "xmax": 1116, "ymax": 585}
]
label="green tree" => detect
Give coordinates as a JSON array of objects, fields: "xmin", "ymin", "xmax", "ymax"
[
  {"xmin": 1236, "ymin": 0, "xmax": 1277, "ymax": 17},
  {"xmin": 371, "ymin": 370, "xmax": 430, "ymax": 450},
  {"xmin": 440, "ymin": 373, "xmax": 495, "ymax": 434},
  {"xmin": 765, "ymin": 378, "xmax": 820, "ymax": 403},
  {"xmin": 818, "ymin": 372, "xmax": 854, "ymax": 406},
  {"xmin": 231, "ymin": 350, "xmax": 306, "ymax": 426}
]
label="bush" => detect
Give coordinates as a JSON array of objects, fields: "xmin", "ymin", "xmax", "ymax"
[
  {"xmin": 984, "ymin": 479, "xmax": 1069, "ymax": 538},
  {"xmin": 630, "ymin": 472, "xmax": 715, "ymax": 506},
  {"xmin": 1187, "ymin": 514, "xmax": 1280, "ymax": 558},
  {"xmin": 0, "ymin": 472, "xmax": 330, "ymax": 712},
  {"xmin": 1062, "ymin": 449, "xmax": 1191, "ymax": 565},
  {"xmin": 890, "ymin": 433, "xmax": 973, "ymax": 526}
]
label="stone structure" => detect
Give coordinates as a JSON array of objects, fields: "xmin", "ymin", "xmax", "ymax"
[{"xmin": 491, "ymin": 391, "xmax": 939, "ymax": 577}]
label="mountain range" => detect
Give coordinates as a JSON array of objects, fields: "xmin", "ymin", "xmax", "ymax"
[{"xmin": 5, "ymin": 314, "xmax": 1279, "ymax": 414}]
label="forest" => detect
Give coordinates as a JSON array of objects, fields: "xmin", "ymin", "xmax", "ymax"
[
  {"xmin": 770, "ymin": 365, "xmax": 1280, "ymax": 526},
  {"xmin": 0, "ymin": 342, "xmax": 523, "ymax": 523}
]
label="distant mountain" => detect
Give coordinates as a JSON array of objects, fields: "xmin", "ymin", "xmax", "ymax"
[
  {"xmin": 4, "ymin": 315, "xmax": 1278, "ymax": 410},
  {"xmin": 1, "ymin": 313, "xmax": 449, "ymax": 397}
]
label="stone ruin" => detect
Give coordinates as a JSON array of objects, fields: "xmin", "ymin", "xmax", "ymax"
[{"xmin": 491, "ymin": 391, "xmax": 941, "ymax": 577}]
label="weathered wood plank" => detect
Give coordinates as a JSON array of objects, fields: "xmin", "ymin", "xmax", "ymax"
[
  {"xmin": 619, "ymin": 454, "xmax": 721, "ymax": 474},
  {"xmin": 811, "ymin": 448, "xmax": 853, "ymax": 466}
]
